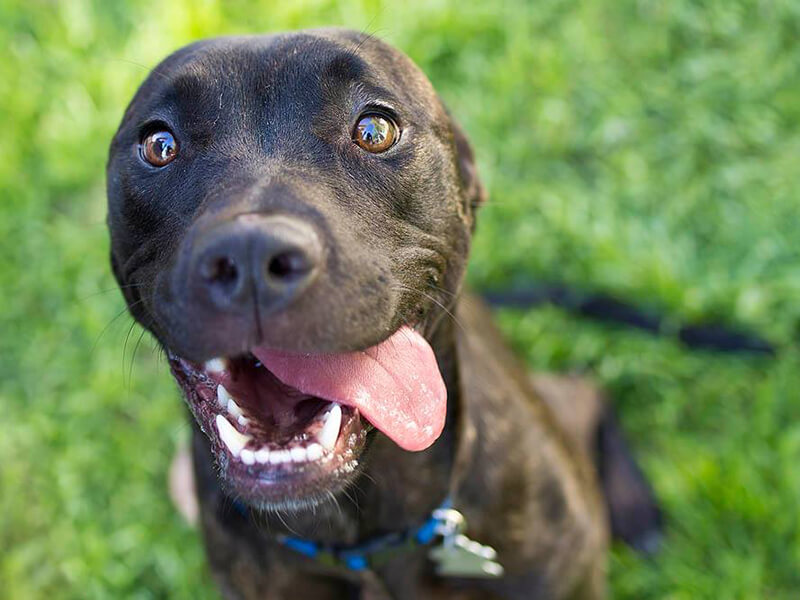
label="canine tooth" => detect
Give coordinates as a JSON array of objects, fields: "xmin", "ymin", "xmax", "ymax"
[
  {"xmin": 306, "ymin": 443, "xmax": 323, "ymax": 461},
  {"xmin": 255, "ymin": 448, "xmax": 270, "ymax": 463},
  {"xmin": 215, "ymin": 415, "xmax": 250, "ymax": 457},
  {"xmin": 205, "ymin": 358, "xmax": 227, "ymax": 373},
  {"xmin": 226, "ymin": 397, "xmax": 243, "ymax": 418},
  {"xmin": 220, "ymin": 390, "xmax": 249, "ymax": 425},
  {"xmin": 217, "ymin": 385, "xmax": 232, "ymax": 409},
  {"xmin": 290, "ymin": 446, "xmax": 307, "ymax": 462},
  {"xmin": 240, "ymin": 449, "xmax": 255, "ymax": 465},
  {"xmin": 317, "ymin": 403, "xmax": 342, "ymax": 451}
]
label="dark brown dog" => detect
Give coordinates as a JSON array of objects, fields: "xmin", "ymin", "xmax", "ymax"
[{"xmin": 107, "ymin": 29, "xmax": 660, "ymax": 599}]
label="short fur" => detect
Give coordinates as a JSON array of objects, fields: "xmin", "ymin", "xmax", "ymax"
[{"xmin": 107, "ymin": 29, "xmax": 659, "ymax": 599}]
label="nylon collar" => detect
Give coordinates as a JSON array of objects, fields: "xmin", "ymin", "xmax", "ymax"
[{"xmin": 233, "ymin": 497, "xmax": 452, "ymax": 571}]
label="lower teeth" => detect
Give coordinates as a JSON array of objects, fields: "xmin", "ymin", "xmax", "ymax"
[{"xmin": 214, "ymin": 399, "xmax": 343, "ymax": 465}]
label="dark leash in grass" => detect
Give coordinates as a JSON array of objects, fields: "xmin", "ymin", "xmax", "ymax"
[{"xmin": 482, "ymin": 283, "xmax": 776, "ymax": 356}]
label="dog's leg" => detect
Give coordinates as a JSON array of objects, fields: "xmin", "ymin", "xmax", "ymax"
[
  {"xmin": 594, "ymin": 408, "xmax": 663, "ymax": 554},
  {"xmin": 530, "ymin": 375, "xmax": 604, "ymax": 461},
  {"xmin": 530, "ymin": 375, "xmax": 662, "ymax": 554},
  {"xmin": 168, "ymin": 442, "xmax": 200, "ymax": 526}
]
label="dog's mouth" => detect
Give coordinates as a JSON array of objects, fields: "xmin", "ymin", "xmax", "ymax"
[{"xmin": 168, "ymin": 325, "xmax": 447, "ymax": 505}]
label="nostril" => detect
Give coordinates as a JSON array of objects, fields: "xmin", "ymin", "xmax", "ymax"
[
  {"xmin": 202, "ymin": 256, "xmax": 239, "ymax": 288},
  {"xmin": 267, "ymin": 250, "xmax": 311, "ymax": 281}
]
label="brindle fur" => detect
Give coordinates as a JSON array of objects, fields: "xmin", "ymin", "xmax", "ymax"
[
  {"xmin": 187, "ymin": 298, "xmax": 611, "ymax": 600},
  {"xmin": 108, "ymin": 29, "xmax": 659, "ymax": 600}
]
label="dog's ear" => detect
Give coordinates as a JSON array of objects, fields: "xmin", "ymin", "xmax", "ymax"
[{"xmin": 449, "ymin": 116, "xmax": 486, "ymax": 227}]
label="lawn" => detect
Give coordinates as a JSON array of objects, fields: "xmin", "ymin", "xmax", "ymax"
[{"xmin": 1, "ymin": 0, "xmax": 799, "ymax": 598}]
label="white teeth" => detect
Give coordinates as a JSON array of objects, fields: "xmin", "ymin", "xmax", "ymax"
[
  {"xmin": 306, "ymin": 443, "xmax": 324, "ymax": 461},
  {"xmin": 205, "ymin": 358, "xmax": 228, "ymax": 373},
  {"xmin": 290, "ymin": 446, "xmax": 307, "ymax": 462},
  {"xmin": 240, "ymin": 449, "xmax": 255, "ymax": 465},
  {"xmin": 317, "ymin": 403, "xmax": 342, "ymax": 451},
  {"xmin": 217, "ymin": 386, "xmax": 250, "ymax": 425},
  {"xmin": 269, "ymin": 449, "xmax": 291, "ymax": 464},
  {"xmin": 217, "ymin": 385, "xmax": 232, "ymax": 409},
  {"xmin": 226, "ymin": 397, "xmax": 243, "ymax": 418},
  {"xmin": 215, "ymin": 401, "xmax": 340, "ymax": 465},
  {"xmin": 247, "ymin": 443, "xmax": 324, "ymax": 465},
  {"xmin": 228, "ymin": 398, "xmax": 244, "ymax": 418},
  {"xmin": 215, "ymin": 415, "xmax": 251, "ymax": 457}
]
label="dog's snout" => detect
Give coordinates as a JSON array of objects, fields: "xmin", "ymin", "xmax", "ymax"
[{"xmin": 189, "ymin": 215, "xmax": 322, "ymax": 315}]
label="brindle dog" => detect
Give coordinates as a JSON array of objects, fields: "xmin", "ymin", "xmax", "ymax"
[{"xmin": 107, "ymin": 29, "xmax": 660, "ymax": 599}]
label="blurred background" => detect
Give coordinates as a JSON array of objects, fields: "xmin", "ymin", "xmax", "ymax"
[{"xmin": 2, "ymin": 0, "xmax": 799, "ymax": 597}]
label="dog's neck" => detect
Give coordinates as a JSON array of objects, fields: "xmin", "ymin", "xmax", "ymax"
[{"xmin": 216, "ymin": 315, "xmax": 466, "ymax": 545}]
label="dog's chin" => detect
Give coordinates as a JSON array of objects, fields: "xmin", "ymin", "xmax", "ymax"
[{"xmin": 169, "ymin": 353, "xmax": 371, "ymax": 509}]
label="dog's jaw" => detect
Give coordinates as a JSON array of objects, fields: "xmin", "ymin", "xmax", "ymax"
[
  {"xmin": 166, "ymin": 322, "xmax": 447, "ymax": 509},
  {"xmin": 191, "ymin": 312, "xmax": 463, "ymax": 546},
  {"xmin": 170, "ymin": 353, "xmax": 371, "ymax": 508}
]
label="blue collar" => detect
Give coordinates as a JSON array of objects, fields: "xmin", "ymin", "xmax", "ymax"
[{"xmin": 232, "ymin": 497, "xmax": 452, "ymax": 571}]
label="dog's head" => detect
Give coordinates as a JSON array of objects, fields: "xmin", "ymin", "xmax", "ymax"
[{"xmin": 107, "ymin": 30, "xmax": 483, "ymax": 508}]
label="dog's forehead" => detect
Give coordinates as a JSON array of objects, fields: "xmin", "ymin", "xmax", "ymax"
[
  {"xmin": 136, "ymin": 31, "xmax": 438, "ymax": 117},
  {"xmin": 169, "ymin": 35, "xmax": 367, "ymax": 87}
]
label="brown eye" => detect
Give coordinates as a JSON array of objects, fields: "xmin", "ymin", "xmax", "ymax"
[
  {"xmin": 141, "ymin": 130, "xmax": 178, "ymax": 166},
  {"xmin": 353, "ymin": 114, "xmax": 398, "ymax": 153}
]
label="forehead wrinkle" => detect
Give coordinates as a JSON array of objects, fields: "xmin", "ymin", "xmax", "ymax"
[
  {"xmin": 350, "ymin": 81, "xmax": 401, "ymax": 108},
  {"xmin": 146, "ymin": 59, "xmax": 229, "ymax": 120},
  {"xmin": 321, "ymin": 50, "xmax": 368, "ymax": 83}
]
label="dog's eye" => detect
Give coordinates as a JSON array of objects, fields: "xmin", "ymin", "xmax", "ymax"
[
  {"xmin": 141, "ymin": 130, "xmax": 178, "ymax": 167},
  {"xmin": 353, "ymin": 114, "xmax": 398, "ymax": 153}
]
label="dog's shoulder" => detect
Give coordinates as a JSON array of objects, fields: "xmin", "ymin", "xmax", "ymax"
[{"xmin": 453, "ymin": 292, "xmax": 609, "ymax": 599}]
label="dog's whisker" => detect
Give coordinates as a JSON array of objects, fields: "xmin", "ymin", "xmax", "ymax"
[
  {"xmin": 272, "ymin": 507, "xmax": 302, "ymax": 537},
  {"xmin": 474, "ymin": 200, "xmax": 537, "ymax": 207},
  {"xmin": 356, "ymin": 469, "xmax": 378, "ymax": 487},
  {"xmin": 392, "ymin": 283, "xmax": 467, "ymax": 336},
  {"xmin": 77, "ymin": 281, "xmax": 152, "ymax": 302},
  {"xmin": 90, "ymin": 299, "xmax": 144, "ymax": 357},
  {"xmin": 426, "ymin": 282, "xmax": 459, "ymax": 298},
  {"xmin": 127, "ymin": 326, "xmax": 149, "ymax": 393},
  {"xmin": 111, "ymin": 57, "xmax": 173, "ymax": 82},
  {"xmin": 121, "ymin": 318, "xmax": 140, "ymax": 391},
  {"xmin": 325, "ymin": 489, "xmax": 344, "ymax": 522},
  {"xmin": 346, "ymin": 20, "xmax": 384, "ymax": 59},
  {"xmin": 340, "ymin": 486, "xmax": 360, "ymax": 516}
]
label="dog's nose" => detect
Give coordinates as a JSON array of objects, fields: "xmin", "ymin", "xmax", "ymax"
[{"xmin": 190, "ymin": 215, "xmax": 322, "ymax": 314}]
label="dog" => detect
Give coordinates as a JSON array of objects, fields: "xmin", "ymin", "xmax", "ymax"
[{"xmin": 107, "ymin": 29, "xmax": 660, "ymax": 599}]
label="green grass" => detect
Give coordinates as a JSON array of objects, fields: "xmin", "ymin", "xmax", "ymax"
[{"xmin": 2, "ymin": 0, "xmax": 799, "ymax": 597}]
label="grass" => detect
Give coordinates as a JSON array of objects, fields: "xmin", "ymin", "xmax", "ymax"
[{"xmin": 1, "ymin": 0, "xmax": 799, "ymax": 597}]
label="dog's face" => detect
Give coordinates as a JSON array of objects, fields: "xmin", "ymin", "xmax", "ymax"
[{"xmin": 107, "ymin": 30, "xmax": 483, "ymax": 508}]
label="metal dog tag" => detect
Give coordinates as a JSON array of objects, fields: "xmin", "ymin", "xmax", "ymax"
[{"xmin": 428, "ymin": 508, "xmax": 504, "ymax": 578}]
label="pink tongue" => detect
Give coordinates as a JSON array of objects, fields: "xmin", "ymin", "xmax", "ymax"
[{"xmin": 251, "ymin": 326, "xmax": 447, "ymax": 451}]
